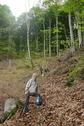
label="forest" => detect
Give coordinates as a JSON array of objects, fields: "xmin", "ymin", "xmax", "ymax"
[
  {"xmin": 0, "ymin": 0, "xmax": 84, "ymax": 126},
  {"xmin": 0, "ymin": 0, "xmax": 84, "ymax": 59}
]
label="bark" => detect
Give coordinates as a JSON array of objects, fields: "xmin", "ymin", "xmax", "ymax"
[
  {"xmin": 49, "ymin": 18, "xmax": 51, "ymax": 57},
  {"xmin": 68, "ymin": 12, "xmax": 74, "ymax": 48},
  {"xmin": 25, "ymin": 0, "xmax": 33, "ymax": 68},
  {"xmin": 8, "ymin": 27, "xmax": 12, "ymax": 66},
  {"xmin": 43, "ymin": 20, "xmax": 46, "ymax": 58},
  {"xmin": 64, "ymin": 25, "xmax": 68, "ymax": 41},
  {"xmin": 78, "ymin": 24, "xmax": 82, "ymax": 47},
  {"xmin": 56, "ymin": 16, "xmax": 59, "ymax": 55},
  {"xmin": 36, "ymin": 33, "xmax": 39, "ymax": 51},
  {"xmin": 26, "ymin": 23, "xmax": 31, "ymax": 59},
  {"xmin": 25, "ymin": 0, "xmax": 31, "ymax": 59},
  {"xmin": 75, "ymin": 11, "xmax": 82, "ymax": 48}
]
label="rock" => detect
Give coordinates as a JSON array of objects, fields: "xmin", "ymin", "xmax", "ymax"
[
  {"xmin": 0, "ymin": 98, "xmax": 22, "ymax": 124},
  {"xmin": 0, "ymin": 112, "xmax": 9, "ymax": 123},
  {"xmin": 4, "ymin": 98, "xmax": 18, "ymax": 113}
]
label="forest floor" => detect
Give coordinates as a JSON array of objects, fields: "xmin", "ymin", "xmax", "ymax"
[{"xmin": 0, "ymin": 49, "xmax": 84, "ymax": 126}]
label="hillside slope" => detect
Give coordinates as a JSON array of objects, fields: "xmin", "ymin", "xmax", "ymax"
[{"xmin": 0, "ymin": 49, "xmax": 84, "ymax": 126}]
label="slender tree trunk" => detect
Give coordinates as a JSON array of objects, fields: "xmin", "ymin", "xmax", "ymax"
[
  {"xmin": 56, "ymin": 16, "xmax": 59, "ymax": 55},
  {"xmin": 68, "ymin": 12, "xmax": 74, "ymax": 48},
  {"xmin": 25, "ymin": 0, "xmax": 31, "ymax": 59},
  {"xmin": 27, "ymin": 25, "xmax": 33, "ymax": 67},
  {"xmin": 8, "ymin": 27, "xmax": 11, "ymax": 52},
  {"xmin": 64, "ymin": 25, "xmax": 68, "ymax": 41},
  {"xmin": 25, "ymin": 0, "xmax": 33, "ymax": 68},
  {"xmin": 20, "ymin": 36, "xmax": 22, "ymax": 51},
  {"xmin": 26, "ymin": 27, "xmax": 31, "ymax": 59},
  {"xmin": 49, "ymin": 18, "xmax": 51, "ymax": 57},
  {"xmin": 75, "ymin": 11, "xmax": 82, "ymax": 48},
  {"xmin": 36, "ymin": 33, "xmax": 39, "ymax": 51},
  {"xmin": 78, "ymin": 23, "xmax": 82, "ymax": 47},
  {"xmin": 83, "ymin": 32, "xmax": 84, "ymax": 44},
  {"xmin": 43, "ymin": 20, "xmax": 46, "ymax": 58}
]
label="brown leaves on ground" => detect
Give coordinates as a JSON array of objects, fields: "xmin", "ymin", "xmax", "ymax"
[
  {"xmin": 1, "ymin": 74, "xmax": 84, "ymax": 126},
  {"xmin": 0, "ymin": 51, "xmax": 84, "ymax": 126}
]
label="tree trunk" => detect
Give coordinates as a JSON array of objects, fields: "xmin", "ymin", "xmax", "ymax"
[
  {"xmin": 75, "ymin": 11, "xmax": 82, "ymax": 48},
  {"xmin": 25, "ymin": 0, "xmax": 31, "ymax": 59},
  {"xmin": 36, "ymin": 33, "xmax": 39, "ymax": 51},
  {"xmin": 43, "ymin": 20, "xmax": 46, "ymax": 58},
  {"xmin": 56, "ymin": 16, "xmax": 59, "ymax": 55},
  {"xmin": 83, "ymin": 32, "xmax": 84, "ymax": 45},
  {"xmin": 68, "ymin": 12, "xmax": 74, "ymax": 48},
  {"xmin": 49, "ymin": 18, "xmax": 51, "ymax": 57},
  {"xmin": 26, "ymin": 26, "xmax": 31, "ymax": 59},
  {"xmin": 78, "ymin": 23, "xmax": 82, "ymax": 47},
  {"xmin": 8, "ymin": 27, "xmax": 12, "ymax": 66},
  {"xmin": 64, "ymin": 25, "xmax": 68, "ymax": 41},
  {"xmin": 25, "ymin": 0, "xmax": 33, "ymax": 68}
]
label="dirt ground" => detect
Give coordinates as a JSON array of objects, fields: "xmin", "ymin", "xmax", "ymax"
[
  {"xmin": 0, "ymin": 57, "xmax": 84, "ymax": 126},
  {"xmin": 0, "ymin": 60, "xmax": 33, "ymax": 115}
]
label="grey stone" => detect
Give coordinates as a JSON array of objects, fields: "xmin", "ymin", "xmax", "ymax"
[{"xmin": 4, "ymin": 98, "xmax": 18, "ymax": 113}]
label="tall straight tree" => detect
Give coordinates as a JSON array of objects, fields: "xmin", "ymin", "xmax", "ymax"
[
  {"xmin": 73, "ymin": 0, "xmax": 83, "ymax": 47},
  {"xmin": 44, "ymin": 0, "xmax": 55, "ymax": 57},
  {"xmin": 49, "ymin": 18, "xmax": 51, "ymax": 57},
  {"xmin": 49, "ymin": 1, "xmax": 61, "ymax": 55},
  {"xmin": 25, "ymin": 0, "xmax": 33, "ymax": 67},
  {"xmin": 43, "ymin": 0, "xmax": 62, "ymax": 56},
  {"xmin": 68, "ymin": 11, "xmax": 74, "ymax": 47},
  {"xmin": 43, "ymin": 19, "xmax": 46, "ymax": 58},
  {"xmin": 63, "ymin": 0, "xmax": 74, "ymax": 49},
  {"xmin": 32, "ymin": 7, "xmax": 46, "ymax": 58},
  {"xmin": 25, "ymin": 0, "xmax": 31, "ymax": 59},
  {"xmin": 75, "ymin": 11, "xmax": 82, "ymax": 48}
]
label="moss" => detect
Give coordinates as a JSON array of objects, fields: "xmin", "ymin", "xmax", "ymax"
[
  {"xmin": 0, "ymin": 112, "xmax": 10, "ymax": 123},
  {"xmin": 77, "ymin": 67, "xmax": 84, "ymax": 79},
  {"xmin": 66, "ymin": 59, "xmax": 84, "ymax": 86}
]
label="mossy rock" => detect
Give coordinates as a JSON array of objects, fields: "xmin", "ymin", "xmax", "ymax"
[
  {"xmin": 0, "ymin": 112, "xmax": 9, "ymax": 123},
  {"xmin": 0, "ymin": 98, "xmax": 23, "ymax": 124}
]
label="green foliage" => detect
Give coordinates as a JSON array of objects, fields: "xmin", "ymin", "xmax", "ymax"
[
  {"xmin": 0, "ymin": 0, "xmax": 84, "ymax": 59},
  {"xmin": 67, "ymin": 57, "xmax": 84, "ymax": 86}
]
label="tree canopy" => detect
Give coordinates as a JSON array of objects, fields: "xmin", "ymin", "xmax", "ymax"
[{"xmin": 0, "ymin": 0, "xmax": 84, "ymax": 58}]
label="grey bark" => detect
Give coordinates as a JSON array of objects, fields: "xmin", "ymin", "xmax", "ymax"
[
  {"xmin": 75, "ymin": 11, "xmax": 82, "ymax": 48},
  {"xmin": 8, "ymin": 27, "xmax": 12, "ymax": 66},
  {"xmin": 26, "ymin": 20, "xmax": 31, "ymax": 59},
  {"xmin": 36, "ymin": 34, "xmax": 39, "ymax": 51},
  {"xmin": 25, "ymin": 0, "xmax": 31, "ymax": 59},
  {"xmin": 43, "ymin": 20, "xmax": 46, "ymax": 58},
  {"xmin": 49, "ymin": 18, "xmax": 51, "ymax": 57},
  {"xmin": 68, "ymin": 12, "xmax": 74, "ymax": 48},
  {"xmin": 25, "ymin": 0, "xmax": 33, "ymax": 68},
  {"xmin": 56, "ymin": 16, "xmax": 59, "ymax": 55}
]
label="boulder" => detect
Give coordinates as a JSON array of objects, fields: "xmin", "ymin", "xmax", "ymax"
[
  {"xmin": 0, "ymin": 97, "xmax": 22, "ymax": 124},
  {"xmin": 4, "ymin": 98, "xmax": 18, "ymax": 113}
]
